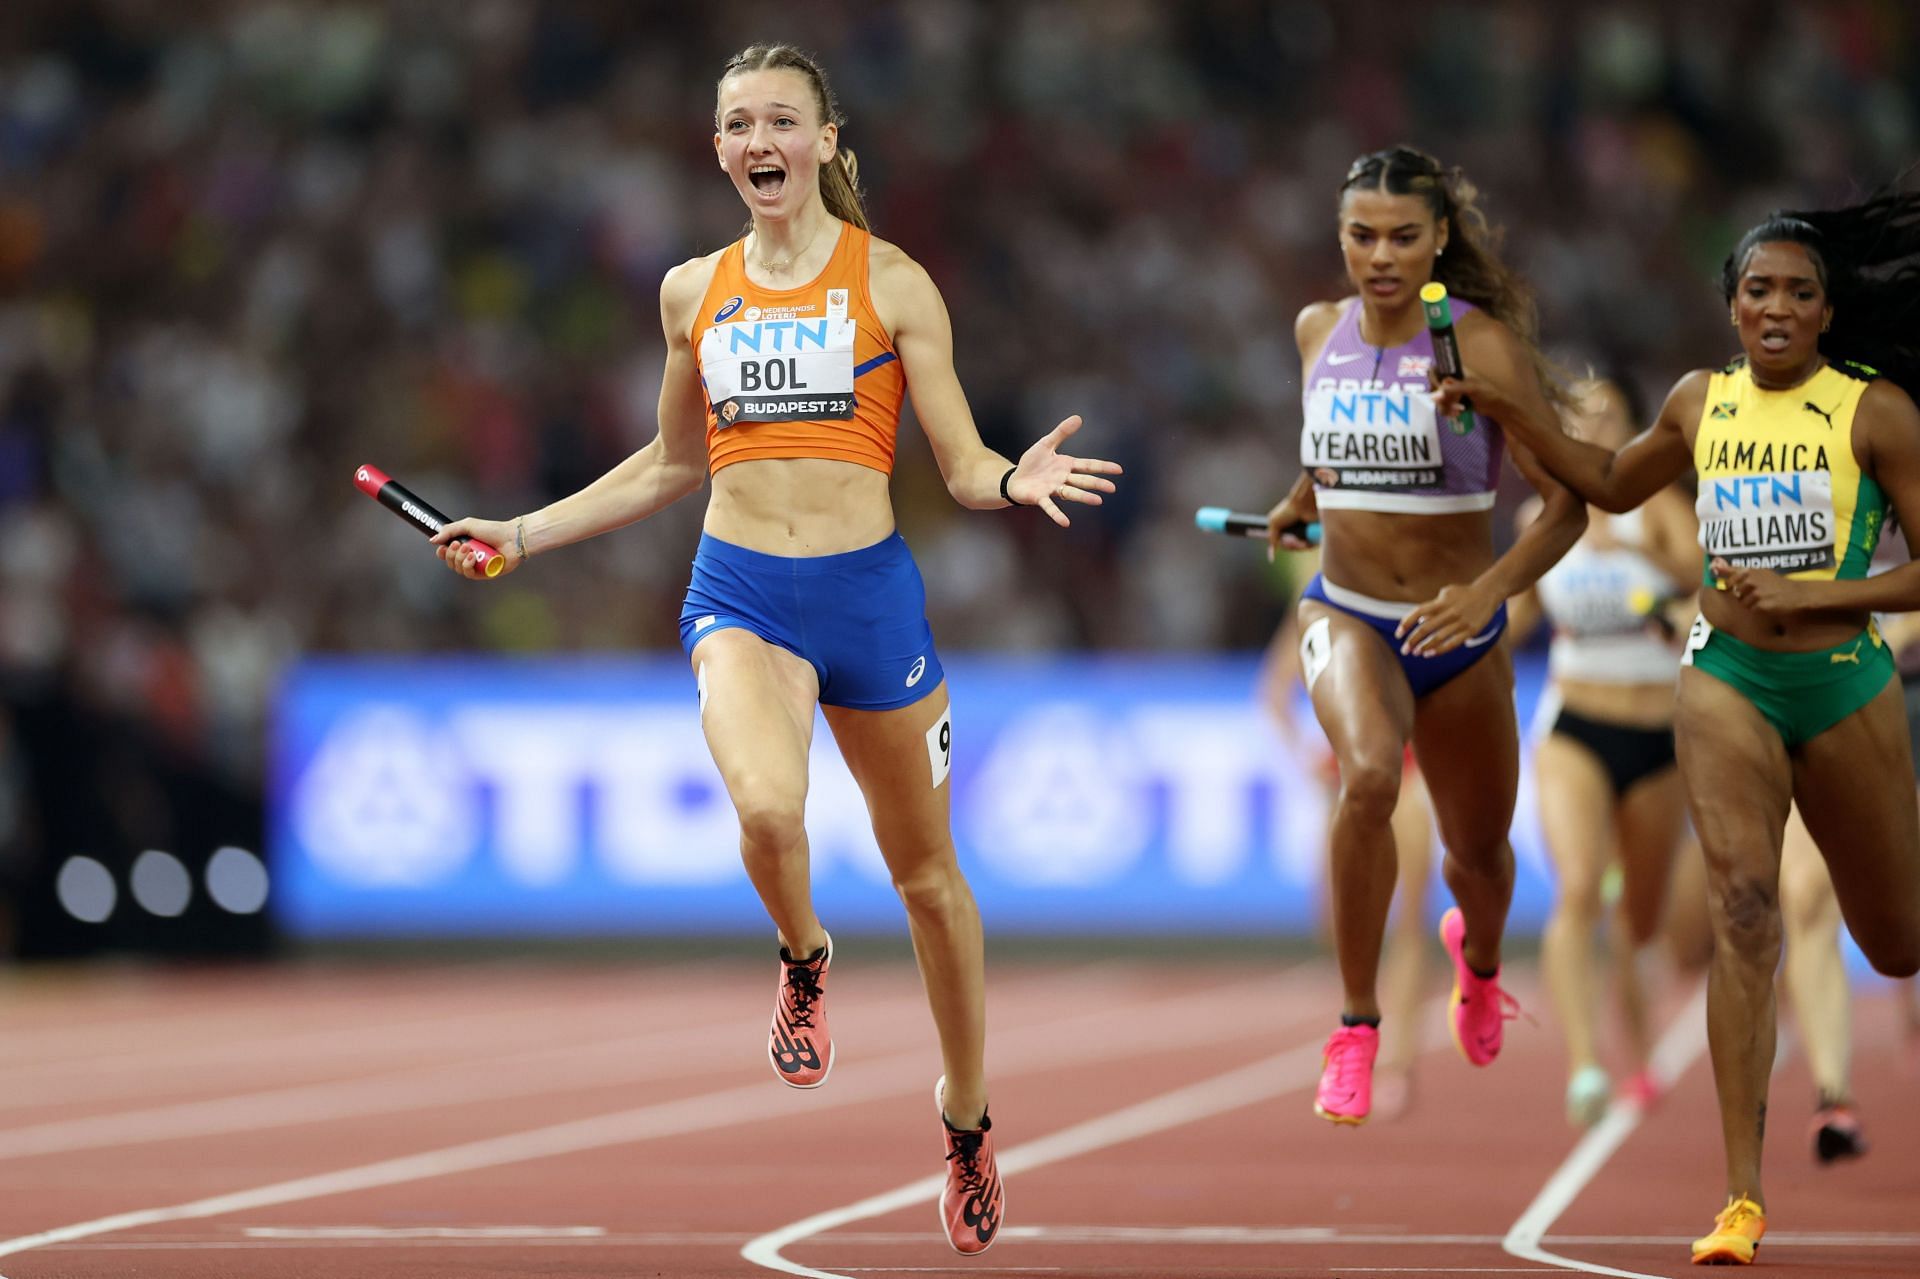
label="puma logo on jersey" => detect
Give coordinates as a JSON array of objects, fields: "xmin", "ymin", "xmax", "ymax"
[{"xmin": 1831, "ymin": 641, "xmax": 1862, "ymax": 666}]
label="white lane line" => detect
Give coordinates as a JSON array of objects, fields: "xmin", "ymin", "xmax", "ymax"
[
  {"xmin": 1501, "ymin": 982, "xmax": 1709, "ymax": 1279},
  {"xmin": 0, "ymin": 967, "xmax": 1299, "ymax": 1270},
  {"xmin": 0, "ymin": 964, "xmax": 1146, "ymax": 1156},
  {"xmin": 740, "ymin": 1035, "xmax": 1329, "ymax": 1278},
  {"xmin": 35, "ymin": 1227, "xmax": 1920, "ymax": 1253},
  {"xmin": 0, "ymin": 961, "xmax": 1126, "ymax": 1115},
  {"xmin": 242, "ymin": 1225, "xmax": 606, "ymax": 1238}
]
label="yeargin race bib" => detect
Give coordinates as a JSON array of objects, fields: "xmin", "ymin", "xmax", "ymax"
[
  {"xmin": 1301, "ymin": 381, "xmax": 1444, "ymax": 492},
  {"xmin": 700, "ymin": 315, "xmax": 858, "ymax": 425},
  {"xmin": 1696, "ymin": 470, "xmax": 1836, "ymax": 574}
]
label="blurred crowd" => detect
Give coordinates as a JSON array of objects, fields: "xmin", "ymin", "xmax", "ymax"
[{"xmin": 0, "ymin": 0, "xmax": 1914, "ymax": 945}]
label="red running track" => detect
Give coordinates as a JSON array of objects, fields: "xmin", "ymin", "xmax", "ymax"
[{"xmin": 0, "ymin": 953, "xmax": 1914, "ymax": 1278}]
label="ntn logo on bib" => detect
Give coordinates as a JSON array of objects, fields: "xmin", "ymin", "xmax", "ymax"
[{"xmin": 701, "ymin": 316, "xmax": 858, "ymax": 424}]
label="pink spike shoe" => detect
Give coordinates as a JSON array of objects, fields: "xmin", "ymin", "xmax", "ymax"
[
  {"xmin": 1313, "ymin": 1023, "xmax": 1379, "ymax": 1125},
  {"xmin": 768, "ymin": 933, "xmax": 833, "ymax": 1087},
  {"xmin": 1439, "ymin": 907, "xmax": 1519, "ymax": 1066},
  {"xmin": 936, "ymin": 1077, "xmax": 1004, "ymax": 1255}
]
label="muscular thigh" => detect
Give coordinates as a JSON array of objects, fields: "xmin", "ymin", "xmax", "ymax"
[
  {"xmin": 823, "ymin": 681, "xmax": 954, "ymax": 872},
  {"xmin": 1791, "ymin": 678, "xmax": 1920, "ymax": 949},
  {"xmin": 1534, "ymin": 732, "xmax": 1615, "ymax": 895},
  {"xmin": 1410, "ymin": 643, "xmax": 1518, "ymax": 853},
  {"xmin": 1298, "ymin": 599, "xmax": 1415, "ymax": 774},
  {"xmin": 1674, "ymin": 666, "xmax": 1792, "ymax": 889},
  {"xmin": 691, "ymin": 628, "xmax": 820, "ymax": 805}
]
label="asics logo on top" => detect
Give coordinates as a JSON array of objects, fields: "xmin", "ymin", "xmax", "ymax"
[
  {"xmin": 713, "ymin": 295, "xmax": 744, "ymax": 323},
  {"xmin": 1326, "ymin": 351, "xmax": 1367, "ymax": 365},
  {"xmin": 906, "ymin": 655, "xmax": 927, "ymax": 687}
]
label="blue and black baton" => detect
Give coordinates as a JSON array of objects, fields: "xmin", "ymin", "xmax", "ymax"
[{"xmin": 1195, "ymin": 507, "xmax": 1320, "ymax": 545}]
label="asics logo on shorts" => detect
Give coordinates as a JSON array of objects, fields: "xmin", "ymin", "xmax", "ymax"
[{"xmin": 906, "ymin": 655, "xmax": 927, "ymax": 687}]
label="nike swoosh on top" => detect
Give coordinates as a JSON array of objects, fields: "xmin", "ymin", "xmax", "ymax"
[
  {"xmin": 1326, "ymin": 352, "xmax": 1366, "ymax": 365},
  {"xmin": 1462, "ymin": 628, "xmax": 1500, "ymax": 648}
]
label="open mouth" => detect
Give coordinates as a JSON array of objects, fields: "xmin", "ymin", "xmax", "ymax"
[
  {"xmin": 1366, "ymin": 277, "xmax": 1400, "ymax": 295},
  {"xmin": 749, "ymin": 165, "xmax": 786, "ymax": 197},
  {"xmin": 1759, "ymin": 328, "xmax": 1792, "ymax": 352}
]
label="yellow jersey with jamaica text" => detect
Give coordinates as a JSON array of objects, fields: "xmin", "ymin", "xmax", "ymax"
[{"xmin": 1694, "ymin": 358, "xmax": 1887, "ymax": 587}]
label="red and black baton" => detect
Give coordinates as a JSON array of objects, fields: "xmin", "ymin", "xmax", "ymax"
[{"xmin": 353, "ymin": 464, "xmax": 505, "ymax": 578}]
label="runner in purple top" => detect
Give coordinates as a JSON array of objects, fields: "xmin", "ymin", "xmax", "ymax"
[{"xmin": 1262, "ymin": 146, "xmax": 1587, "ymax": 1125}]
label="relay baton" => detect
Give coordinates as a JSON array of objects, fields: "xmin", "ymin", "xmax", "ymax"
[
  {"xmin": 1420, "ymin": 281, "xmax": 1478, "ymax": 436},
  {"xmin": 1195, "ymin": 507, "xmax": 1320, "ymax": 545},
  {"xmin": 353, "ymin": 464, "xmax": 505, "ymax": 577},
  {"xmin": 1627, "ymin": 586, "xmax": 1683, "ymax": 639}
]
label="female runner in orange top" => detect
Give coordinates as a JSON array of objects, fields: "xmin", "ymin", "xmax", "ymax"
[{"xmin": 433, "ymin": 43, "xmax": 1122, "ymax": 1256}]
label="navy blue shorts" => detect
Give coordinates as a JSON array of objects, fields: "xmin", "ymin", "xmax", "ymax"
[
  {"xmin": 1300, "ymin": 573, "xmax": 1506, "ymax": 699},
  {"xmin": 679, "ymin": 531, "xmax": 944, "ymax": 711}
]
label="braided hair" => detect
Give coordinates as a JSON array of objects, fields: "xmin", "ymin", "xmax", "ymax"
[
  {"xmin": 1339, "ymin": 146, "xmax": 1568, "ymax": 406},
  {"xmin": 1722, "ymin": 192, "xmax": 1920, "ymax": 393}
]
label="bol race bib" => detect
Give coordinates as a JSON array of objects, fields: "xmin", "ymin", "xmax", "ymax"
[
  {"xmin": 1301, "ymin": 383, "xmax": 1444, "ymax": 491},
  {"xmin": 1696, "ymin": 470, "xmax": 1836, "ymax": 574},
  {"xmin": 700, "ymin": 316, "xmax": 857, "ymax": 426}
]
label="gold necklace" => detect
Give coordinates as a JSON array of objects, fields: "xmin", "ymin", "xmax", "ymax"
[{"xmin": 753, "ymin": 221, "xmax": 822, "ymax": 272}]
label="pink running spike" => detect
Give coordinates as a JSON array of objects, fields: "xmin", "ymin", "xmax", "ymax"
[
  {"xmin": 1314, "ymin": 1023, "xmax": 1379, "ymax": 1125},
  {"xmin": 936, "ymin": 1077, "xmax": 1004, "ymax": 1255},
  {"xmin": 768, "ymin": 934, "xmax": 833, "ymax": 1088},
  {"xmin": 1439, "ymin": 907, "xmax": 1519, "ymax": 1066}
]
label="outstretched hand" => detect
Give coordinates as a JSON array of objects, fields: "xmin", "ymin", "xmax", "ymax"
[{"xmin": 1006, "ymin": 415, "xmax": 1123, "ymax": 527}]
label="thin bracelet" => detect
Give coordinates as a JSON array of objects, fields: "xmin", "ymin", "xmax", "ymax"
[
  {"xmin": 515, "ymin": 516, "xmax": 529, "ymax": 561},
  {"xmin": 998, "ymin": 465, "xmax": 1019, "ymax": 507}
]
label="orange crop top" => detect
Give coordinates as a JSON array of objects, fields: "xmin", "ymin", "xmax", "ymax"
[{"xmin": 692, "ymin": 222, "xmax": 906, "ymax": 476}]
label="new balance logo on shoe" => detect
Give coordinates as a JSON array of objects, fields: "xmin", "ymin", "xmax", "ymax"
[
  {"xmin": 768, "ymin": 935, "xmax": 834, "ymax": 1089},
  {"xmin": 937, "ymin": 1077, "xmax": 1005, "ymax": 1255}
]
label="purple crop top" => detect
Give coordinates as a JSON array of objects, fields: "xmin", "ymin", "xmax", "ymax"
[{"xmin": 1301, "ymin": 298, "xmax": 1504, "ymax": 514}]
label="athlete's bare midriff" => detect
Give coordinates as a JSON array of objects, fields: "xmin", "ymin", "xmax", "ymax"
[
  {"xmin": 705, "ymin": 457, "xmax": 897, "ymax": 556},
  {"xmin": 1316, "ymin": 507, "xmax": 1497, "ymax": 602},
  {"xmin": 1554, "ymin": 676, "xmax": 1678, "ymax": 730}
]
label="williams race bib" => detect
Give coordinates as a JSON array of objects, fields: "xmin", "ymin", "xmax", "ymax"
[{"xmin": 1696, "ymin": 470, "xmax": 1835, "ymax": 574}]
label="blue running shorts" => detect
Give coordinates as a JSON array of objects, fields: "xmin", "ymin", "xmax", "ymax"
[
  {"xmin": 679, "ymin": 531, "xmax": 944, "ymax": 711},
  {"xmin": 1300, "ymin": 572, "xmax": 1507, "ymax": 699}
]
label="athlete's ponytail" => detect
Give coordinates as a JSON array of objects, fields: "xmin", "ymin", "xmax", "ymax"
[
  {"xmin": 1723, "ymin": 190, "xmax": 1920, "ymax": 394},
  {"xmin": 1340, "ymin": 146, "xmax": 1569, "ymax": 406},
  {"xmin": 717, "ymin": 44, "xmax": 870, "ymax": 232}
]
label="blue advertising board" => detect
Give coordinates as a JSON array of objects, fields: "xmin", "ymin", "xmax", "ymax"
[{"xmin": 269, "ymin": 654, "xmax": 1565, "ymax": 938}]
